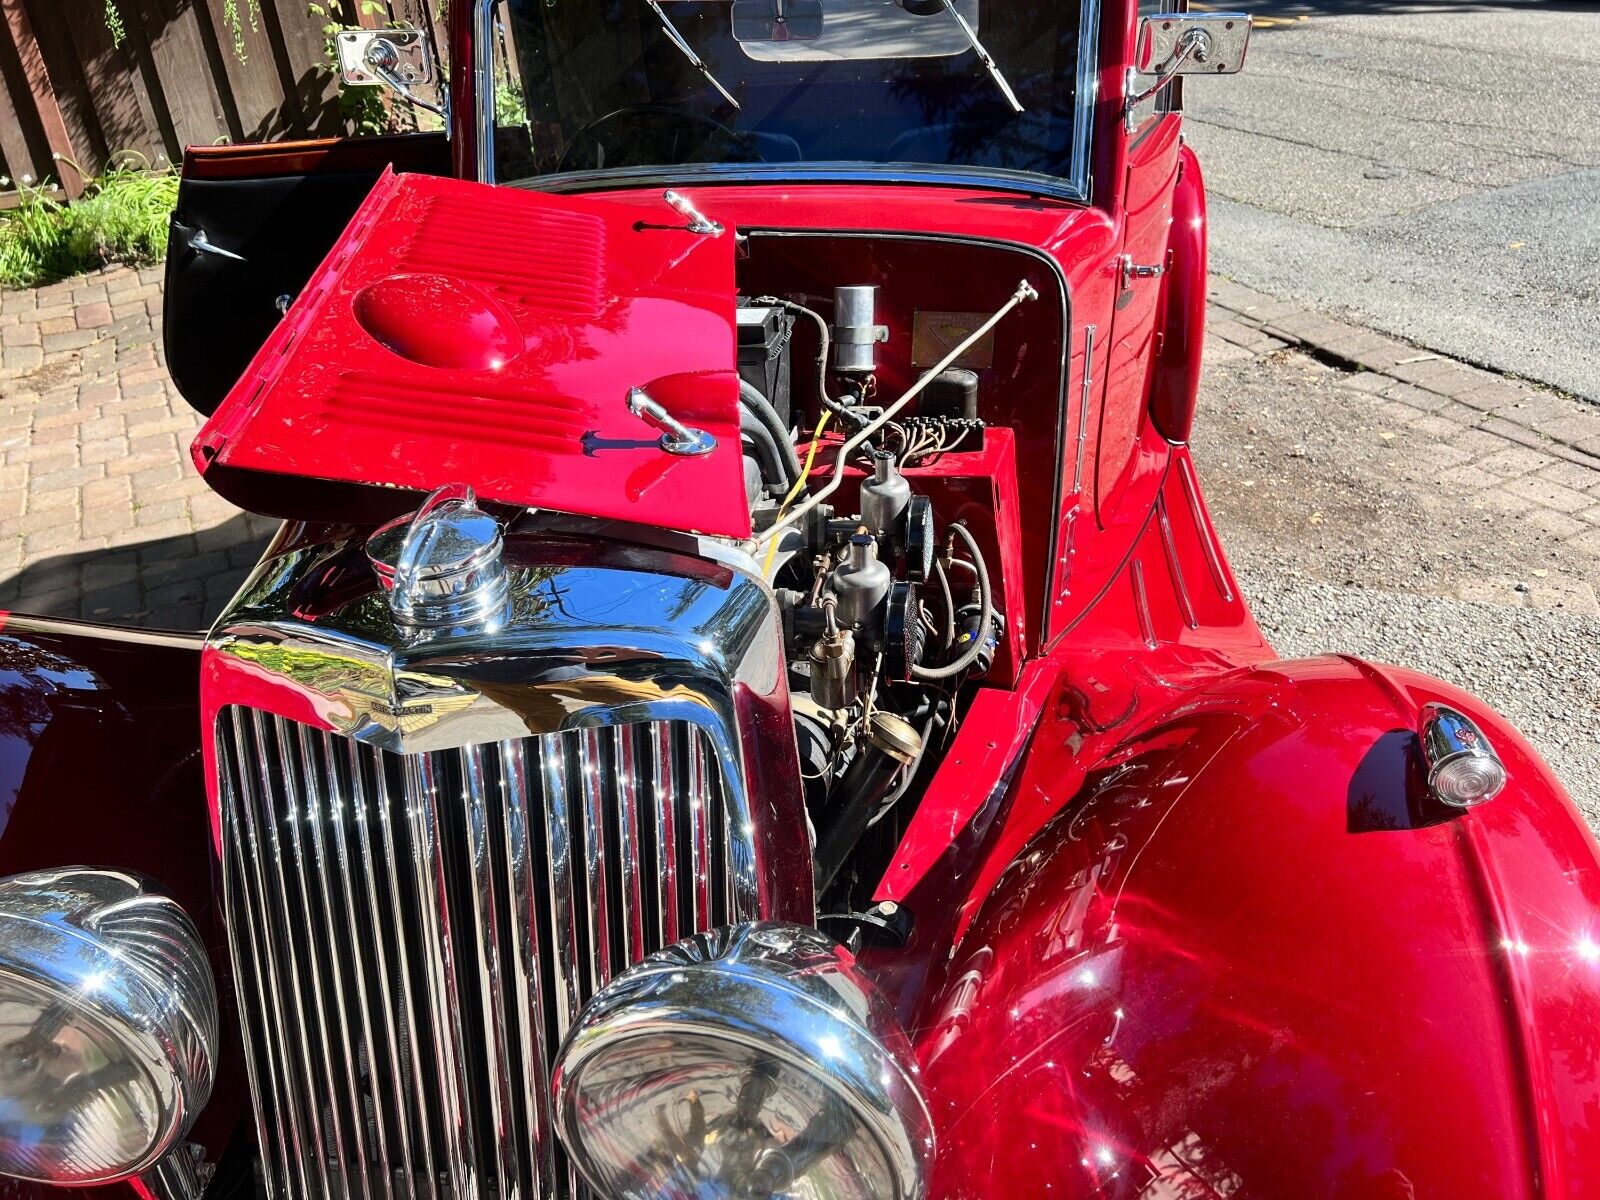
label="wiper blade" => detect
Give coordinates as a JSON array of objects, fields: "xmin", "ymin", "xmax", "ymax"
[
  {"xmin": 940, "ymin": 0, "xmax": 1023, "ymax": 113},
  {"xmin": 641, "ymin": 0, "xmax": 741, "ymax": 110}
]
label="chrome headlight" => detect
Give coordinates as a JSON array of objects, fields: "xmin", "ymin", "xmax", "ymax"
[
  {"xmin": 0, "ymin": 869, "xmax": 217, "ymax": 1185},
  {"xmin": 552, "ymin": 922, "xmax": 933, "ymax": 1200}
]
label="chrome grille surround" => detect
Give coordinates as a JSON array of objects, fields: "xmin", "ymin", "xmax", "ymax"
[{"xmin": 203, "ymin": 526, "xmax": 812, "ymax": 1199}]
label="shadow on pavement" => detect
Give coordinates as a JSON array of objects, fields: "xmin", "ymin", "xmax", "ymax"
[{"xmin": 0, "ymin": 514, "xmax": 274, "ymax": 632}]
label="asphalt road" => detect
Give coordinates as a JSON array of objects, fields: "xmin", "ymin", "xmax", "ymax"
[{"xmin": 1184, "ymin": 1, "xmax": 1600, "ymax": 402}]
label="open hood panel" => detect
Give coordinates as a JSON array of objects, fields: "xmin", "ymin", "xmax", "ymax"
[{"xmin": 192, "ymin": 170, "xmax": 749, "ymax": 538}]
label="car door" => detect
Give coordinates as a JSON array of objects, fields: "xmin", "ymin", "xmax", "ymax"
[
  {"xmin": 1094, "ymin": 0, "xmax": 1186, "ymax": 528},
  {"xmin": 164, "ymin": 131, "xmax": 451, "ymax": 415}
]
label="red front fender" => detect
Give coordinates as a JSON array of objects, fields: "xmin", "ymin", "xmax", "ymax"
[
  {"xmin": 912, "ymin": 655, "xmax": 1600, "ymax": 1199},
  {"xmin": 0, "ymin": 615, "xmax": 245, "ymax": 1197}
]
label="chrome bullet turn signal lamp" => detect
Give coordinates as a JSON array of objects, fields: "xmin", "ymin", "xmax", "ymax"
[
  {"xmin": 1420, "ymin": 703, "xmax": 1508, "ymax": 808},
  {"xmin": 0, "ymin": 869, "xmax": 217, "ymax": 1186},
  {"xmin": 553, "ymin": 922, "xmax": 934, "ymax": 1200}
]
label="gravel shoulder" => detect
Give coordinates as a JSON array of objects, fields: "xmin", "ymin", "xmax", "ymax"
[{"xmin": 1191, "ymin": 347, "xmax": 1600, "ymax": 824}]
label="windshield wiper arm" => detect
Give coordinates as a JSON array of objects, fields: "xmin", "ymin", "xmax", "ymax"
[
  {"xmin": 940, "ymin": 0, "xmax": 1023, "ymax": 113},
  {"xmin": 641, "ymin": 0, "xmax": 741, "ymax": 109}
]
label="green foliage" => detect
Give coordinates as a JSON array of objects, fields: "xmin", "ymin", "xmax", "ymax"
[
  {"xmin": 101, "ymin": 0, "xmax": 258, "ymax": 60},
  {"xmin": 496, "ymin": 77, "xmax": 528, "ymax": 130},
  {"xmin": 0, "ymin": 159, "xmax": 179, "ymax": 290},
  {"xmin": 222, "ymin": 0, "xmax": 263, "ymax": 62},
  {"xmin": 103, "ymin": 0, "xmax": 126, "ymax": 48},
  {"xmin": 0, "ymin": 184, "xmax": 72, "ymax": 289}
]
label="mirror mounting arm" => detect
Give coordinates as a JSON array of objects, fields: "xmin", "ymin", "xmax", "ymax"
[
  {"xmin": 367, "ymin": 42, "xmax": 448, "ymax": 119},
  {"xmin": 1124, "ymin": 27, "xmax": 1206, "ymax": 131}
]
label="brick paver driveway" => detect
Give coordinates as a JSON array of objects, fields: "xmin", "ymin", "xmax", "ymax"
[
  {"xmin": 1, "ymin": 265, "xmax": 276, "ymax": 629},
  {"xmin": 1, "ymin": 263, "xmax": 1598, "ymax": 631}
]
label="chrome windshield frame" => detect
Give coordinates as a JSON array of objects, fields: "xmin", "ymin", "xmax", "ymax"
[{"xmin": 473, "ymin": 0, "xmax": 1104, "ymax": 205}]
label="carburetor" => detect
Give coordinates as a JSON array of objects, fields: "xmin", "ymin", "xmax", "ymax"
[{"xmin": 780, "ymin": 455, "xmax": 935, "ymax": 714}]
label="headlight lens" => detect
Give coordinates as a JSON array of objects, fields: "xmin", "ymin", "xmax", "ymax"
[
  {"xmin": 0, "ymin": 869, "xmax": 217, "ymax": 1185},
  {"xmin": 553, "ymin": 922, "xmax": 933, "ymax": 1200}
]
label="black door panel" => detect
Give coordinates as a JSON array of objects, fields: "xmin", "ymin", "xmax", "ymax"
[{"xmin": 164, "ymin": 134, "xmax": 450, "ymax": 415}]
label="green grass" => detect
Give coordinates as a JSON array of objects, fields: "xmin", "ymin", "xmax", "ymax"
[{"xmin": 0, "ymin": 159, "xmax": 179, "ymax": 290}]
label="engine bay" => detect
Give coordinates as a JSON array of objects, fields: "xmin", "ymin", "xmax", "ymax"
[{"xmin": 730, "ymin": 230, "xmax": 1062, "ymax": 912}]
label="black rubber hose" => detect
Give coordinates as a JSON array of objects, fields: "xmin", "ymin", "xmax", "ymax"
[
  {"xmin": 740, "ymin": 406, "xmax": 798, "ymax": 491},
  {"xmin": 911, "ymin": 522, "xmax": 993, "ymax": 681},
  {"xmin": 756, "ymin": 297, "xmax": 870, "ymax": 430},
  {"xmin": 739, "ymin": 380, "xmax": 802, "ymax": 481},
  {"xmin": 813, "ymin": 741, "xmax": 904, "ymax": 895}
]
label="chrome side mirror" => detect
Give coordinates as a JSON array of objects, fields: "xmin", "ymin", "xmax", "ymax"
[
  {"xmin": 335, "ymin": 26, "xmax": 444, "ymax": 117},
  {"xmin": 1125, "ymin": 12, "xmax": 1252, "ymax": 130}
]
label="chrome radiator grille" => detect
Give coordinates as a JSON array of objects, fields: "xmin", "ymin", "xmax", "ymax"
[{"xmin": 216, "ymin": 706, "xmax": 748, "ymax": 1200}]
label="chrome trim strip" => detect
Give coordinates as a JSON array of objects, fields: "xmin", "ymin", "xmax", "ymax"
[
  {"xmin": 0, "ymin": 612, "xmax": 206, "ymax": 649},
  {"xmin": 322, "ymin": 736, "xmax": 396, "ymax": 1200},
  {"xmin": 345, "ymin": 737, "xmax": 436, "ymax": 1199},
  {"xmin": 1061, "ymin": 506, "xmax": 1079, "ymax": 596},
  {"xmin": 537, "ymin": 732, "xmax": 586, "ymax": 1200},
  {"xmin": 296, "ymin": 723, "xmax": 376, "ymax": 1200},
  {"xmin": 366, "ymin": 740, "xmax": 443, "ymax": 1199},
  {"xmin": 273, "ymin": 715, "xmax": 355, "ymax": 1197},
  {"xmin": 1131, "ymin": 558, "xmax": 1156, "ymax": 649},
  {"xmin": 1074, "ymin": 323, "xmax": 1096, "ymax": 495},
  {"xmin": 513, "ymin": 161, "xmax": 1092, "ymax": 207},
  {"xmin": 251, "ymin": 710, "xmax": 332, "ymax": 1187},
  {"xmin": 578, "ymin": 727, "xmax": 613, "ymax": 998},
  {"xmin": 1070, "ymin": 0, "xmax": 1103, "ymax": 198},
  {"xmin": 408, "ymin": 754, "xmax": 477, "ymax": 1199},
  {"xmin": 687, "ymin": 728, "xmax": 712, "ymax": 931},
  {"xmin": 615, "ymin": 728, "xmax": 646, "ymax": 966},
  {"xmin": 1156, "ymin": 495, "xmax": 1198, "ymax": 629},
  {"xmin": 500, "ymin": 739, "xmax": 552, "ymax": 1197},
  {"xmin": 475, "ymin": 0, "xmax": 495, "ymax": 184},
  {"xmin": 1178, "ymin": 453, "xmax": 1234, "ymax": 602},
  {"xmin": 652, "ymin": 723, "xmax": 680, "ymax": 947},
  {"xmin": 541, "ymin": 732, "xmax": 583, "ymax": 1037},
  {"xmin": 462, "ymin": 743, "xmax": 520, "ymax": 1200},
  {"xmin": 217, "ymin": 716, "xmax": 289, "ymax": 1200}
]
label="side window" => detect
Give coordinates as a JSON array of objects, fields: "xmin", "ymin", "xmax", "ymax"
[
  {"xmin": 1128, "ymin": 0, "xmax": 1189, "ymax": 134},
  {"xmin": 491, "ymin": 0, "xmax": 539, "ymax": 181}
]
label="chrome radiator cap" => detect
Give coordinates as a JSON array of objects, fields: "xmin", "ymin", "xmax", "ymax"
[{"xmin": 365, "ymin": 483, "xmax": 510, "ymax": 628}]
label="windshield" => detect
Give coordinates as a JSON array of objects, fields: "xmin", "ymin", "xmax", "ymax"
[{"xmin": 493, "ymin": 0, "xmax": 1097, "ymax": 198}]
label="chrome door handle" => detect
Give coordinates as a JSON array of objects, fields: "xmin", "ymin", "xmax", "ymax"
[
  {"xmin": 189, "ymin": 229, "xmax": 247, "ymax": 262},
  {"xmin": 1119, "ymin": 254, "xmax": 1165, "ymax": 291}
]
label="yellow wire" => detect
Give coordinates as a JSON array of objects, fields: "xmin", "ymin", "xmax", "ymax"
[{"xmin": 763, "ymin": 410, "xmax": 831, "ymax": 580}]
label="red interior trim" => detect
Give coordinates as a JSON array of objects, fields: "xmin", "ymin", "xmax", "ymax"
[{"xmin": 181, "ymin": 132, "xmax": 451, "ymax": 181}]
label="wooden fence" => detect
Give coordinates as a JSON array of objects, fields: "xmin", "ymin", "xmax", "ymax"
[{"xmin": 0, "ymin": 0, "xmax": 444, "ymax": 200}]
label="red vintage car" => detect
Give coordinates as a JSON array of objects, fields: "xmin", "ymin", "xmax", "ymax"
[{"xmin": 1, "ymin": 2, "xmax": 1597, "ymax": 1198}]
